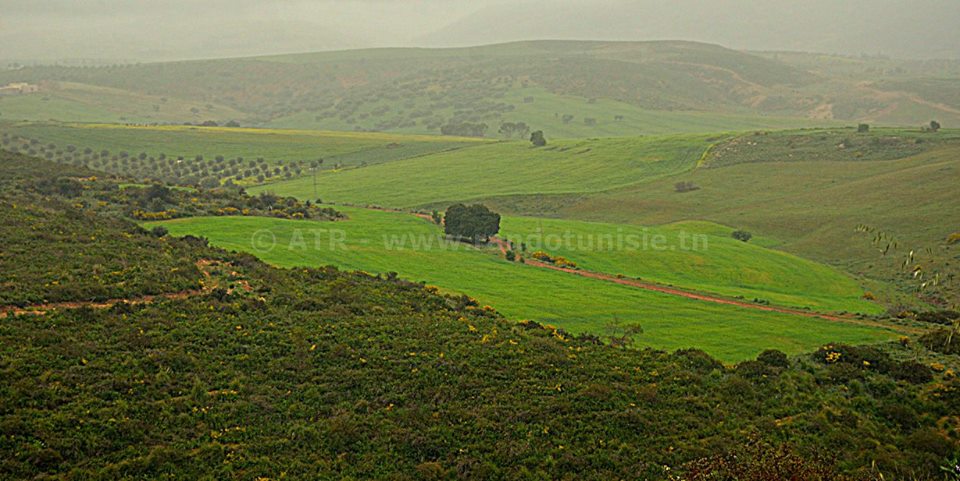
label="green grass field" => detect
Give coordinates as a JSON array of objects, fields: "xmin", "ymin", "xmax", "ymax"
[
  {"xmin": 250, "ymin": 134, "xmax": 711, "ymax": 206},
  {"xmin": 1, "ymin": 122, "xmax": 485, "ymax": 166},
  {"xmin": 500, "ymin": 216, "xmax": 878, "ymax": 314},
  {"xmin": 145, "ymin": 207, "xmax": 896, "ymax": 361},
  {"xmin": 7, "ymin": 121, "xmax": 954, "ymax": 307},
  {"xmin": 554, "ymin": 137, "xmax": 960, "ymax": 295},
  {"xmin": 0, "ymin": 122, "xmax": 487, "ymax": 186}
]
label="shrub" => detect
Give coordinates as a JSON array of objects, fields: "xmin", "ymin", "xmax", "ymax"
[
  {"xmin": 919, "ymin": 329, "xmax": 960, "ymax": 355},
  {"xmin": 916, "ymin": 310, "xmax": 960, "ymax": 325},
  {"xmin": 732, "ymin": 230, "xmax": 753, "ymax": 242},
  {"xmin": 673, "ymin": 348, "xmax": 724, "ymax": 373},
  {"xmin": 531, "ymin": 251, "xmax": 553, "ymax": 263},
  {"xmin": 757, "ymin": 349, "xmax": 789, "ymax": 368},
  {"xmin": 891, "ymin": 361, "xmax": 934, "ymax": 384},
  {"xmin": 674, "ymin": 181, "xmax": 699, "ymax": 193},
  {"xmin": 553, "ymin": 256, "xmax": 577, "ymax": 269}
]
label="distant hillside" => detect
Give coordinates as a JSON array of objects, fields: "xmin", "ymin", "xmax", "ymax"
[
  {"xmin": 1, "ymin": 40, "xmax": 958, "ymax": 134},
  {"xmin": 420, "ymin": 0, "xmax": 960, "ymax": 60}
]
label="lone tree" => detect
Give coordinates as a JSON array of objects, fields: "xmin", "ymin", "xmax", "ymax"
[
  {"xmin": 530, "ymin": 130, "xmax": 547, "ymax": 147},
  {"xmin": 930, "ymin": 120, "xmax": 941, "ymax": 132},
  {"xmin": 444, "ymin": 204, "xmax": 501, "ymax": 244},
  {"xmin": 732, "ymin": 230, "xmax": 753, "ymax": 242}
]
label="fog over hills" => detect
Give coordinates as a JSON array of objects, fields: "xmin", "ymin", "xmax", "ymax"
[
  {"xmin": 421, "ymin": 0, "xmax": 960, "ymax": 59},
  {"xmin": 1, "ymin": 0, "xmax": 958, "ymax": 62}
]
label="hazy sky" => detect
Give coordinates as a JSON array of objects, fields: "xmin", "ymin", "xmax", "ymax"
[{"xmin": 2, "ymin": 0, "xmax": 958, "ymax": 62}]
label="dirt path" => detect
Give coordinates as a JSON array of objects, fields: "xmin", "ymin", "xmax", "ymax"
[
  {"xmin": 0, "ymin": 290, "xmax": 203, "ymax": 318},
  {"xmin": 489, "ymin": 238, "xmax": 920, "ymax": 334},
  {"xmin": 0, "ymin": 259, "xmax": 233, "ymax": 318},
  {"xmin": 335, "ymin": 208, "xmax": 920, "ymax": 334}
]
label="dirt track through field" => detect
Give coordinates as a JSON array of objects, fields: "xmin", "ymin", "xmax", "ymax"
[
  {"xmin": 386, "ymin": 208, "xmax": 917, "ymax": 334},
  {"xmin": 488, "ymin": 237, "xmax": 920, "ymax": 334}
]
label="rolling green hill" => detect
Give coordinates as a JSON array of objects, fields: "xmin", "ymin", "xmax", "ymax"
[
  {"xmin": 512, "ymin": 130, "xmax": 960, "ymax": 308},
  {"xmin": 250, "ymin": 134, "xmax": 710, "ymax": 206},
  {"xmin": 2, "ymin": 40, "xmax": 957, "ymax": 135},
  {"xmin": 146, "ymin": 207, "xmax": 895, "ymax": 361},
  {"xmin": 500, "ymin": 216, "xmax": 877, "ymax": 313},
  {"xmin": 246, "ymin": 127, "xmax": 959, "ymax": 309},
  {"xmin": 0, "ymin": 199, "xmax": 951, "ymax": 478},
  {"xmin": 9, "ymin": 120, "xmax": 955, "ymax": 307},
  {"xmin": 0, "ymin": 109, "xmax": 956, "ymax": 480},
  {"xmin": 0, "ymin": 122, "xmax": 486, "ymax": 186},
  {"xmin": 264, "ymin": 85, "xmax": 834, "ymax": 137}
]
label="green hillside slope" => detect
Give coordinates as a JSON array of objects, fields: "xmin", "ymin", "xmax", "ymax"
[
  {"xmin": 250, "ymin": 135, "xmax": 709, "ymax": 207},
  {"xmin": 3, "ymin": 40, "xmax": 957, "ymax": 133},
  {"xmin": 0, "ymin": 122, "xmax": 486, "ymax": 186},
  {"xmin": 147, "ymin": 208, "xmax": 895, "ymax": 361},
  {"xmin": 500, "ymin": 216, "xmax": 877, "ymax": 313}
]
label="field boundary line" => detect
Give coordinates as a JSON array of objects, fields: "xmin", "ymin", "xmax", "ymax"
[{"xmin": 488, "ymin": 237, "xmax": 922, "ymax": 335}]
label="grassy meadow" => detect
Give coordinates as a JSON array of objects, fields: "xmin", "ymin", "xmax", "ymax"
[
  {"xmin": 551, "ymin": 132, "xmax": 960, "ymax": 306},
  {"xmin": 146, "ymin": 207, "xmax": 897, "ymax": 361},
  {"xmin": 250, "ymin": 134, "xmax": 711, "ymax": 206},
  {"xmin": 500, "ymin": 216, "xmax": 879, "ymax": 313},
  {"xmin": 0, "ymin": 122, "xmax": 487, "ymax": 186},
  {"xmin": 7, "ymin": 121, "xmax": 956, "ymax": 308}
]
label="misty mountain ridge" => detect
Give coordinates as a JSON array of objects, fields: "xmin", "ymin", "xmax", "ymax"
[
  {"xmin": 419, "ymin": 0, "xmax": 960, "ymax": 60},
  {"xmin": 2, "ymin": 0, "xmax": 959, "ymax": 62},
  {"xmin": 3, "ymin": 39, "xmax": 958, "ymax": 131}
]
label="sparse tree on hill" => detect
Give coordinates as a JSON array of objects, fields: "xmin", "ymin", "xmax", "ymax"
[
  {"xmin": 732, "ymin": 230, "xmax": 753, "ymax": 243},
  {"xmin": 530, "ymin": 130, "xmax": 547, "ymax": 147}
]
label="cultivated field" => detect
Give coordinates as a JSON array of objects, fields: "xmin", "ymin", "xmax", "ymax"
[
  {"xmin": 146, "ymin": 207, "xmax": 897, "ymax": 361},
  {"xmin": 500, "ymin": 216, "xmax": 878, "ymax": 313},
  {"xmin": 0, "ymin": 122, "xmax": 486, "ymax": 186},
  {"xmin": 250, "ymin": 134, "xmax": 711, "ymax": 206}
]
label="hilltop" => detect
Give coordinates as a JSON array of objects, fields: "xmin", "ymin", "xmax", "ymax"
[{"xmin": 2, "ymin": 40, "xmax": 958, "ymax": 135}]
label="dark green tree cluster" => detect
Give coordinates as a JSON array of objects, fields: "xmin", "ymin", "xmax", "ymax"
[
  {"xmin": 732, "ymin": 230, "xmax": 753, "ymax": 242},
  {"xmin": 530, "ymin": 130, "xmax": 547, "ymax": 147},
  {"xmin": 443, "ymin": 203, "xmax": 500, "ymax": 244}
]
